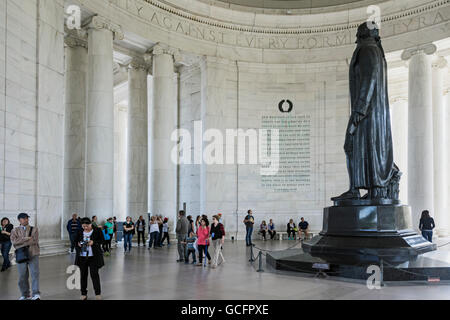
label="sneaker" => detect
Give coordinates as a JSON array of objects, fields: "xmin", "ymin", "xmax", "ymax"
[
  {"xmin": 80, "ymin": 295, "xmax": 87, "ymax": 301},
  {"xmin": 192, "ymin": 261, "xmax": 197, "ymax": 264},
  {"xmin": 31, "ymin": 294, "xmax": 41, "ymax": 300},
  {"xmin": 95, "ymin": 295, "xmax": 102, "ymax": 300},
  {"xmin": 19, "ymin": 296, "xmax": 30, "ymax": 301},
  {"xmin": 196, "ymin": 263, "xmax": 202, "ymax": 266},
  {"xmin": 176, "ymin": 259, "xmax": 184, "ymax": 262}
]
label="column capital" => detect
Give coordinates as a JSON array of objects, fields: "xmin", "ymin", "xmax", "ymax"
[
  {"xmin": 432, "ymin": 56, "xmax": 448, "ymax": 69},
  {"xmin": 401, "ymin": 43, "xmax": 437, "ymax": 61},
  {"xmin": 150, "ymin": 43, "xmax": 181, "ymax": 62},
  {"xmin": 64, "ymin": 29, "xmax": 88, "ymax": 49},
  {"xmin": 84, "ymin": 15, "xmax": 124, "ymax": 40},
  {"xmin": 128, "ymin": 57, "xmax": 151, "ymax": 72}
]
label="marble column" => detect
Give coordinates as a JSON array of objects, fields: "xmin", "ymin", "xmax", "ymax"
[
  {"xmin": 127, "ymin": 58, "xmax": 149, "ymax": 218},
  {"xmin": 85, "ymin": 16, "xmax": 124, "ymax": 222},
  {"xmin": 63, "ymin": 33, "xmax": 88, "ymax": 227},
  {"xmin": 432, "ymin": 56, "xmax": 448, "ymax": 235},
  {"xmin": 150, "ymin": 44, "xmax": 179, "ymax": 228},
  {"xmin": 390, "ymin": 96, "xmax": 408, "ymax": 204},
  {"xmin": 401, "ymin": 43, "xmax": 436, "ymax": 229}
]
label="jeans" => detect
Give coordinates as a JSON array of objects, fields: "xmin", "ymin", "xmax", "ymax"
[
  {"xmin": 69, "ymin": 233, "xmax": 77, "ymax": 252},
  {"xmin": 422, "ymin": 230, "xmax": 433, "ymax": 242},
  {"xmin": 17, "ymin": 255, "xmax": 40, "ymax": 297},
  {"xmin": 245, "ymin": 227, "xmax": 253, "ymax": 245},
  {"xmin": 186, "ymin": 248, "xmax": 196, "ymax": 263},
  {"xmin": 124, "ymin": 233, "xmax": 133, "ymax": 251},
  {"xmin": 1, "ymin": 240, "xmax": 12, "ymax": 268},
  {"xmin": 137, "ymin": 231, "xmax": 145, "ymax": 246},
  {"xmin": 161, "ymin": 232, "xmax": 170, "ymax": 245},
  {"xmin": 197, "ymin": 244, "xmax": 211, "ymax": 264},
  {"xmin": 268, "ymin": 230, "xmax": 276, "ymax": 240},
  {"xmin": 149, "ymin": 231, "xmax": 159, "ymax": 248},
  {"xmin": 177, "ymin": 234, "xmax": 187, "ymax": 260},
  {"xmin": 79, "ymin": 257, "xmax": 101, "ymax": 296}
]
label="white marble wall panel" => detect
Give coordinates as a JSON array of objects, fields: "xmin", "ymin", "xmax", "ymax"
[
  {"xmin": 178, "ymin": 65, "xmax": 201, "ymax": 216},
  {"xmin": 85, "ymin": 27, "xmax": 115, "ymax": 224},
  {"xmin": 36, "ymin": 0, "xmax": 65, "ymax": 244},
  {"xmin": 0, "ymin": 0, "xmax": 38, "ymax": 225},
  {"xmin": 200, "ymin": 57, "xmax": 238, "ymax": 224},
  {"xmin": 64, "ymin": 44, "xmax": 88, "ymax": 228},
  {"xmin": 127, "ymin": 65, "xmax": 148, "ymax": 219}
]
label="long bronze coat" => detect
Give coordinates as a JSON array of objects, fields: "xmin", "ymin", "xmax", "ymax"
[{"xmin": 344, "ymin": 37, "xmax": 395, "ymax": 189}]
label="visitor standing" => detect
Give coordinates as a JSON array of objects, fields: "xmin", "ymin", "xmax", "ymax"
[
  {"xmin": 112, "ymin": 217, "xmax": 118, "ymax": 244},
  {"xmin": 259, "ymin": 220, "xmax": 268, "ymax": 241},
  {"xmin": 148, "ymin": 216, "xmax": 160, "ymax": 249},
  {"xmin": 195, "ymin": 215, "xmax": 201, "ymax": 232},
  {"xmin": 104, "ymin": 218, "xmax": 114, "ymax": 252},
  {"xmin": 0, "ymin": 217, "xmax": 13, "ymax": 272},
  {"xmin": 10, "ymin": 213, "xmax": 40, "ymax": 300},
  {"xmin": 268, "ymin": 219, "xmax": 276, "ymax": 240},
  {"xmin": 157, "ymin": 215, "xmax": 164, "ymax": 247},
  {"xmin": 74, "ymin": 217, "xmax": 104, "ymax": 300},
  {"xmin": 243, "ymin": 210, "xmax": 254, "ymax": 246},
  {"xmin": 187, "ymin": 215, "xmax": 195, "ymax": 235},
  {"xmin": 184, "ymin": 231, "xmax": 197, "ymax": 264},
  {"xmin": 135, "ymin": 216, "xmax": 146, "ymax": 247},
  {"xmin": 210, "ymin": 215, "xmax": 225, "ymax": 268},
  {"xmin": 419, "ymin": 210, "xmax": 435, "ymax": 242},
  {"xmin": 160, "ymin": 218, "xmax": 170, "ymax": 246},
  {"xmin": 123, "ymin": 217, "xmax": 135, "ymax": 253},
  {"xmin": 91, "ymin": 216, "xmax": 98, "ymax": 228},
  {"xmin": 176, "ymin": 211, "xmax": 189, "ymax": 262},
  {"xmin": 196, "ymin": 217, "xmax": 211, "ymax": 266},
  {"xmin": 101, "ymin": 226, "xmax": 111, "ymax": 256},
  {"xmin": 66, "ymin": 214, "xmax": 82, "ymax": 254}
]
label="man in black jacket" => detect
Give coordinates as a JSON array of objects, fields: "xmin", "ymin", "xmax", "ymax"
[{"xmin": 74, "ymin": 217, "xmax": 105, "ymax": 300}]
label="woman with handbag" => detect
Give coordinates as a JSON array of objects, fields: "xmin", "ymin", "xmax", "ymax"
[
  {"xmin": 75, "ymin": 217, "xmax": 105, "ymax": 300},
  {"xmin": 10, "ymin": 213, "xmax": 40, "ymax": 300}
]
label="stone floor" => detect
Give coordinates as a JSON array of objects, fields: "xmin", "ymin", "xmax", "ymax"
[{"xmin": 1, "ymin": 239, "xmax": 450, "ymax": 300}]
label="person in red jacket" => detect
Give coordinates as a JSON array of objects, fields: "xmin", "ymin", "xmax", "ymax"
[{"xmin": 196, "ymin": 217, "xmax": 211, "ymax": 266}]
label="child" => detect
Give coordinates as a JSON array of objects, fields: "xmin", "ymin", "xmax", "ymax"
[
  {"xmin": 184, "ymin": 231, "xmax": 197, "ymax": 264},
  {"xmin": 102, "ymin": 226, "xmax": 110, "ymax": 256}
]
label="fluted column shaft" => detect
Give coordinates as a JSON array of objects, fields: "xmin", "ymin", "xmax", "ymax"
[
  {"xmin": 85, "ymin": 17, "xmax": 123, "ymax": 222},
  {"xmin": 402, "ymin": 44, "xmax": 436, "ymax": 229},
  {"xmin": 432, "ymin": 57, "xmax": 448, "ymax": 235},
  {"xmin": 127, "ymin": 61, "xmax": 149, "ymax": 218},
  {"xmin": 64, "ymin": 35, "xmax": 88, "ymax": 225},
  {"xmin": 150, "ymin": 44, "xmax": 178, "ymax": 226}
]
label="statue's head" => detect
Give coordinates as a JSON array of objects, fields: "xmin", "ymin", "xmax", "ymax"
[{"xmin": 356, "ymin": 21, "xmax": 380, "ymax": 42}]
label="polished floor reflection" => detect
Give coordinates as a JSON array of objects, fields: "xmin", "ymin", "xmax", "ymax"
[{"xmin": 1, "ymin": 239, "xmax": 450, "ymax": 300}]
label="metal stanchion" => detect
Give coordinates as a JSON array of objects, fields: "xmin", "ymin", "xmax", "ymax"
[
  {"xmin": 249, "ymin": 244, "xmax": 256, "ymax": 262},
  {"xmin": 380, "ymin": 259, "xmax": 385, "ymax": 287},
  {"xmin": 257, "ymin": 251, "xmax": 264, "ymax": 272}
]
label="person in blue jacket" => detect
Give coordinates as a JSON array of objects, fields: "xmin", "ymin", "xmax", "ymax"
[{"xmin": 67, "ymin": 213, "xmax": 82, "ymax": 254}]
